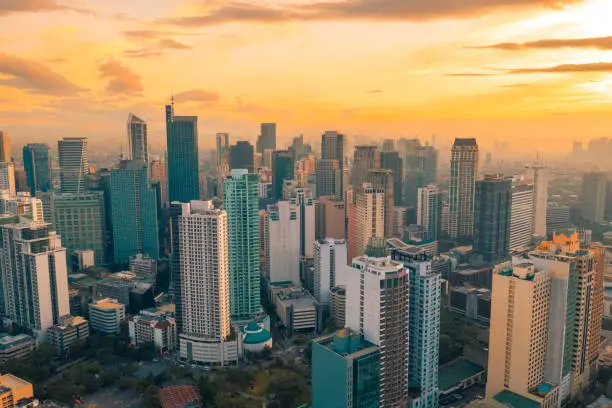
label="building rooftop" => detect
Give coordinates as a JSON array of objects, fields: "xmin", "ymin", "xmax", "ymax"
[
  {"xmin": 438, "ymin": 358, "xmax": 484, "ymax": 391},
  {"xmin": 493, "ymin": 390, "xmax": 541, "ymax": 408},
  {"xmin": 0, "ymin": 373, "xmax": 32, "ymax": 390},
  {"xmin": 159, "ymin": 385, "xmax": 202, "ymax": 408},
  {"xmin": 91, "ymin": 298, "xmax": 123, "ymax": 310},
  {"xmin": 0, "ymin": 334, "xmax": 33, "ymax": 348},
  {"xmin": 453, "ymin": 138, "xmax": 478, "ymax": 147}
]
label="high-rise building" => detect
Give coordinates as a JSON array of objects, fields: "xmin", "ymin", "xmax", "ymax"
[
  {"xmin": 229, "ymin": 141, "xmax": 254, "ymax": 173},
  {"xmin": 474, "ymin": 175, "xmax": 511, "ymax": 263},
  {"xmin": 0, "ymin": 217, "xmax": 69, "ymax": 339},
  {"xmin": 509, "ymin": 183, "xmax": 534, "ymax": 250},
  {"xmin": 58, "ymin": 137, "xmax": 88, "ymax": 194},
  {"xmin": 149, "ymin": 160, "xmax": 167, "ymax": 207},
  {"xmin": 350, "ymin": 183, "xmax": 385, "ymax": 260},
  {"xmin": 391, "ymin": 248, "xmax": 440, "ymax": 408},
  {"xmin": 53, "ymin": 192, "xmax": 107, "ymax": 265},
  {"xmin": 111, "ymin": 160, "xmax": 159, "ymax": 264},
  {"xmin": 166, "ymin": 102, "xmax": 200, "ymax": 203},
  {"xmin": 380, "ymin": 151, "xmax": 403, "ymax": 206},
  {"xmin": 0, "ymin": 191, "xmax": 44, "ymax": 222},
  {"xmin": 178, "ymin": 201, "xmax": 237, "ymax": 365},
  {"xmin": 127, "ymin": 113, "xmax": 148, "ymax": 163},
  {"xmin": 256, "ymin": 123, "xmax": 276, "ymax": 154},
  {"xmin": 295, "ymin": 188, "xmax": 315, "ymax": 258},
  {"xmin": 416, "ymin": 184, "xmax": 442, "ymax": 242},
  {"xmin": 368, "ymin": 169, "xmax": 394, "ymax": 238},
  {"xmin": 267, "ymin": 201, "xmax": 300, "ymax": 285},
  {"xmin": 581, "ymin": 172, "xmax": 607, "ymax": 223},
  {"xmin": 216, "ymin": 133, "xmax": 230, "ymax": 168},
  {"xmin": 0, "ymin": 162, "xmax": 15, "ymax": 197},
  {"xmin": 22, "ymin": 143, "xmax": 51, "ymax": 196},
  {"xmin": 313, "ymin": 239, "xmax": 347, "ymax": 306},
  {"xmin": 315, "ymin": 196, "xmax": 346, "ymax": 240},
  {"xmin": 403, "ymin": 142, "xmax": 438, "ymax": 208},
  {"xmin": 547, "ymin": 202, "xmax": 572, "ymax": 232},
  {"xmin": 526, "ymin": 161, "xmax": 548, "ymax": 236},
  {"xmin": 0, "ymin": 131, "xmax": 9, "ymax": 162},
  {"xmin": 315, "ymin": 159, "xmax": 342, "ymax": 200},
  {"xmin": 351, "ymin": 146, "xmax": 379, "ymax": 190},
  {"xmin": 224, "ymin": 169, "xmax": 260, "ymax": 319},
  {"xmin": 382, "ymin": 139, "xmax": 395, "ymax": 152},
  {"xmin": 321, "ymin": 131, "xmax": 346, "ymax": 197},
  {"xmin": 342, "ymin": 256, "xmax": 409, "ymax": 407},
  {"xmin": 449, "ymin": 138, "xmax": 478, "ymax": 241},
  {"xmin": 272, "ymin": 150, "xmax": 293, "ymax": 200},
  {"xmin": 311, "ymin": 328, "xmax": 380, "ymax": 408},
  {"xmin": 169, "ymin": 202, "xmax": 188, "ymax": 333}
]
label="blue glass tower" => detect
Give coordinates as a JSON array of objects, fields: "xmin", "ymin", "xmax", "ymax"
[
  {"xmin": 23, "ymin": 143, "xmax": 52, "ymax": 195},
  {"xmin": 110, "ymin": 160, "xmax": 159, "ymax": 264},
  {"xmin": 166, "ymin": 103, "xmax": 200, "ymax": 203}
]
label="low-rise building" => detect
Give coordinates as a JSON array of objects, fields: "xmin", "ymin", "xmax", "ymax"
[
  {"xmin": 71, "ymin": 249, "xmax": 95, "ymax": 273},
  {"xmin": 274, "ymin": 286, "xmax": 322, "ymax": 334},
  {"xmin": 128, "ymin": 309, "xmax": 177, "ymax": 352},
  {"xmin": 0, "ymin": 373, "xmax": 36, "ymax": 408},
  {"xmin": 241, "ymin": 321, "xmax": 272, "ymax": 353},
  {"xmin": 47, "ymin": 316, "xmax": 90, "ymax": 355},
  {"xmin": 89, "ymin": 298, "xmax": 125, "ymax": 334},
  {"xmin": 438, "ymin": 358, "xmax": 485, "ymax": 404},
  {"xmin": 129, "ymin": 254, "xmax": 158, "ymax": 277},
  {"xmin": 0, "ymin": 334, "xmax": 35, "ymax": 364},
  {"xmin": 159, "ymin": 385, "xmax": 202, "ymax": 408},
  {"xmin": 449, "ymin": 286, "xmax": 491, "ymax": 325}
]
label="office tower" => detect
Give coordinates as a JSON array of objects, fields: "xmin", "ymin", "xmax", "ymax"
[
  {"xmin": 166, "ymin": 102, "xmax": 200, "ymax": 203},
  {"xmin": 486, "ymin": 262, "xmax": 553, "ymax": 403},
  {"xmin": 343, "ymin": 256, "xmax": 409, "ymax": 407},
  {"xmin": 224, "ymin": 169, "xmax": 260, "ymax": 319},
  {"xmin": 229, "ymin": 141, "xmax": 254, "ymax": 173},
  {"xmin": 315, "ymin": 159, "xmax": 342, "ymax": 200},
  {"xmin": 22, "ymin": 143, "xmax": 51, "ymax": 196},
  {"xmin": 0, "ymin": 191, "xmax": 44, "ymax": 222},
  {"xmin": 368, "ymin": 169, "xmax": 394, "ymax": 238},
  {"xmin": 289, "ymin": 134, "xmax": 311, "ymax": 161},
  {"xmin": 403, "ymin": 143, "xmax": 438, "ymax": 208},
  {"xmin": 53, "ymin": 192, "xmax": 107, "ymax": 265},
  {"xmin": 547, "ymin": 202, "xmax": 571, "ymax": 232},
  {"xmin": 312, "ymin": 328, "xmax": 380, "ymax": 408},
  {"xmin": 393, "ymin": 206, "xmax": 408, "ymax": 237},
  {"xmin": 0, "ymin": 163, "xmax": 15, "ymax": 197},
  {"xmin": 111, "ymin": 160, "xmax": 159, "ymax": 264},
  {"xmin": 321, "ymin": 131, "xmax": 346, "ymax": 196},
  {"xmin": 0, "ymin": 218, "xmax": 69, "ymax": 339},
  {"xmin": 351, "ymin": 146, "xmax": 379, "ymax": 190},
  {"xmin": 272, "ymin": 150, "xmax": 293, "ymax": 200},
  {"xmin": 526, "ymin": 161, "xmax": 548, "ymax": 236},
  {"xmin": 259, "ymin": 210, "xmax": 270, "ymax": 278},
  {"xmin": 295, "ymin": 188, "xmax": 315, "ymax": 258},
  {"xmin": 315, "ymin": 196, "xmax": 346, "ymax": 240},
  {"xmin": 581, "ymin": 172, "xmax": 607, "ymax": 223},
  {"xmin": 509, "ymin": 184, "xmax": 534, "ymax": 249},
  {"xmin": 391, "ymin": 248, "xmax": 441, "ymax": 408},
  {"xmin": 351, "ymin": 183, "xmax": 385, "ymax": 259},
  {"xmin": 267, "ymin": 201, "xmax": 300, "ymax": 285},
  {"xmin": 382, "ymin": 139, "xmax": 395, "ymax": 153},
  {"xmin": 474, "ymin": 175, "xmax": 511, "ymax": 263},
  {"xmin": 169, "ymin": 202, "xmax": 188, "ymax": 333},
  {"xmin": 449, "ymin": 138, "xmax": 478, "ymax": 241},
  {"xmin": 0, "ymin": 131, "xmax": 9, "ymax": 162},
  {"xmin": 127, "ymin": 113, "xmax": 148, "ymax": 163},
  {"xmin": 416, "ymin": 184, "xmax": 442, "ymax": 242},
  {"xmin": 256, "ymin": 123, "xmax": 276, "ymax": 154},
  {"xmin": 149, "ymin": 160, "xmax": 167, "ymax": 207},
  {"xmin": 178, "ymin": 201, "xmax": 236, "ymax": 365},
  {"xmin": 58, "ymin": 137, "xmax": 88, "ymax": 194},
  {"xmin": 216, "ymin": 133, "xmax": 230, "ymax": 168},
  {"xmin": 313, "ymin": 239, "xmax": 347, "ymax": 306},
  {"xmin": 380, "ymin": 151, "xmax": 403, "ymax": 206}
]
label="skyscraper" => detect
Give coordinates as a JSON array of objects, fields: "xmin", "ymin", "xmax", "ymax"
[
  {"xmin": 149, "ymin": 160, "xmax": 167, "ymax": 207},
  {"xmin": 216, "ymin": 132, "xmax": 230, "ymax": 168},
  {"xmin": 342, "ymin": 256, "xmax": 409, "ymax": 407},
  {"xmin": 314, "ymin": 196, "xmax": 346, "ymax": 240},
  {"xmin": 449, "ymin": 138, "xmax": 478, "ymax": 241},
  {"xmin": 127, "ymin": 113, "xmax": 148, "ymax": 162},
  {"xmin": 224, "ymin": 169, "xmax": 260, "ymax": 319},
  {"xmin": 169, "ymin": 202, "xmax": 188, "ymax": 333},
  {"xmin": 581, "ymin": 172, "xmax": 607, "ymax": 223},
  {"xmin": 177, "ymin": 201, "xmax": 236, "ymax": 365},
  {"xmin": 256, "ymin": 123, "xmax": 276, "ymax": 154},
  {"xmin": 0, "ymin": 217, "xmax": 69, "ymax": 339},
  {"xmin": 0, "ymin": 162, "xmax": 16, "ymax": 197},
  {"xmin": 351, "ymin": 146, "xmax": 379, "ymax": 190},
  {"xmin": 368, "ymin": 169, "xmax": 394, "ymax": 238},
  {"xmin": 166, "ymin": 103, "xmax": 200, "ymax": 203},
  {"xmin": 272, "ymin": 150, "xmax": 293, "ymax": 200},
  {"xmin": 350, "ymin": 183, "xmax": 385, "ymax": 260},
  {"xmin": 509, "ymin": 183, "xmax": 534, "ymax": 250},
  {"xmin": 403, "ymin": 142, "xmax": 437, "ymax": 207},
  {"xmin": 0, "ymin": 131, "xmax": 10, "ymax": 162},
  {"xmin": 229, "ymin": 141, "xmax": 254, "ymax": 173},
  {"xmin": 315, "ymin": 159, "xmax": 342, "ymax": 200},
  {"xmin": 295, "ymin": 188, "xmax": 315, "ymax": 258},
  {"xmin": 321, "ymin": 131, "xmax": 346, "ymax": 197},
  {"xmin": 58, "ymin": 137, "xmax": 89, "ymax": 194},
  {"xmin": 526, "ymin": 161, "xmax": 548, "ymax": 236},
  {"xmin": 111, "ymin": 160, "xmax": 159, "ymax": 264},
  {"xmin": 22, "ymin": 143, "xmax": 51, "ymax": 196},
  {"xmin": 473, "ymin": 175, "xmax": 511, "ymax": 263},
  {"xmin": 313, "ymin": 239, "xmax": 347, "ymax": 306},
  {"xmin": 380, "ymin": 151, "xmax": 403, "ymax": 206},
  {"xmin": 267, "ymin": 201, "xmax": 300, "ymax": 285},
  {"xmin": 417, "ymin": 184, "xmax": 442, "ymax": 242}
]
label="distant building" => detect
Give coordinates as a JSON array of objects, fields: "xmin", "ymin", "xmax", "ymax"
[
  {"xmin": 316, "ymin": 159, "xmax": 342, "ymax": 200},
  {"xmin": 128, "ymin": 309, "xmax": 177, "ymax": 352},
  {"xmin": 0, "ymin": 191, "xmax": 44, "ymax": 222},
  {"xmin": 312, "ymin": 328, "xmax": 380, "ymax": 408},
  {"xmin": 381, "ymin": 151, "xmax": 403, "ymax": 206},
  {"xmin": 22, "ymin": 143, "xmax": 51, "ymax": 195},
  {"xmin": 256, "ymin": 123, "xmax": 276, "ymax": 154},
  {"xmin": 313, "ymin": 239, "xmax": 347, "ymax": 307},
  {"xmin": 166, "ymin": 103, "xmax": 200, "ymax": 203},
  {"xmin": 546, "ymin": 202, "xmax": 571, "ymax": 233},
  {"xmin": 89, "ymin": 298, "xmax": 126, "ymax": 334},
  {"xmin": 267, "ymin": 201, "xmax": 300, "ymax": 285},
  {"xmin": 0, "ymin": 162, "xmax": 16, "ymax": 198},
  {"xmin": 351, "ymin": 146, "xmax": 379, "ymax": 191},
  {"xmin": 315, "ymin": 197, "xmax": 346, "ymax": 240},
  {"xmin": 58, "ymin": 137, "xmax": 88, "ymax": 194},
  {"xmin": 0, "ymin": 131, "xmax": 9, "ymax": 163},
  {"xmin": 229, "ymin": 141, "xmax": 254, "ymax": 173},
  {"xmin": 449, "ymin": 138, "xmax": 478, "ymax": 241},
  {"xmin": 509, "ymin": 183, "xmax": 534, "ymax": 250},
  {"xmin": 582, "ymin": 172, "xmax": 607, "ymax": 223},
  {"xmin": 47, "ymin": 315, "xmax": 90, "ymax": 356},
  {"xmin": 0, "ymin": 334, "xmax": 35, "ymax": 363},
  {"xmin": 350, "ymin": 183, "xmax": 385, "ymax": 260},
  {"xmin": 127, "ymin": 113, "xmax": 148, "ymax": 163},
  {"xmin": 417, "ymin": 184, "xmax": 442, "ymax": 242},
  {"xmin": 321, "ymin": 131, "xmax": 346, "ymax": 198},
  {"xmin": 129, "ymin": 254, "xmax": 158, "ymax": 276},
  {"xmin": 0, "ymin": 373, "xmax": 35, "ymax": 408},
  {"xmin": 71, "ymin": 249, "xmax": 95, "ymax": 272},
  {"xmin": 272, "ymin": 151, "xmax": 293, "ymax": 200},
  {"xmin": 473, "ymin": 175, "xmax": 511, "ymax": 263},
  {"xmin": 368, "ymin": 169, "xmax": 395, "ymax": 238},
  {"xmin": 526, "ymin": 161, "xmax": 548, "ymax": 237}
]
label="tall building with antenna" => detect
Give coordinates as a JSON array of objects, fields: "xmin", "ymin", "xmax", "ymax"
[{"xmin": 127, "ymin": 113, "xmax": 148, "ymax": 163}]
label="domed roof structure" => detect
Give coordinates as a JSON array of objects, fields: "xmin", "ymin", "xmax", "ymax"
[{"xmin": 243, "ymin": 321, "xmax": 272, "ymax": 345}]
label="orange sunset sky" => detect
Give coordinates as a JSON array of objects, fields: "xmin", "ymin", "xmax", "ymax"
[{"xmin": 1, "ymin": 0, "xmax": 611, "ymax": 155}]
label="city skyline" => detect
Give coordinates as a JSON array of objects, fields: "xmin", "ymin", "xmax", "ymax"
[{"xmin": 1, "ymin": 0, "xmax": 611, "ymax": 154}]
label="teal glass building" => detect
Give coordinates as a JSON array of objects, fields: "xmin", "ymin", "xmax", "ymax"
[
  {"xmin": 272, "ymin": 150, "xmax": 293, "ymax": 200},
  {"xmin": 224, "ymin": 169, "xmax": 260, "ymax": 319},
  {"xmin": 312, "ymin": 328, "xmax": 380, "ymax": 408},
  {"xmin": 111, "ymin": 160, "xmax": 159, "ymax": 264},
  {"xmin": 23, "ymin": 143, "xmax": 52, "ymax": 195},
  {"xmin": 166, "ymin": 103, "xmax": 200, "ymax": 203}
]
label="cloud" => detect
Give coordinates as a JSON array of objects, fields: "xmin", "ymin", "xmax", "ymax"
[
  {"xmin": 472, "ymin": 36, "xmax": 612, "ymax": 50},
  {"xmin": 445, "ymin": 73, "xmax": 499, "ymax": 77},
  {"xmin": 0, "ymin": 0, "xmax": 91, "ymax": 15},
  {"xmin": 123, "ymin": 30, "xmax": 192, "ymax": 58},
  {"xmin": 507, "ymin": 62, "xmax": 612, "ymax": 74},
  {"xmin": 174, "ymin": 89, "xmax": 220, "ymax": 103},
  {"xmin": 0, "ymin": 53, "xmax": 81, "ymax": 94},
  {"xmin": 99, "ymin": 60, "xmax": 143, "ymax": 94},
  {"xmin": 160, "ymin": 0, "xmax": 582, "ymax": 26}
]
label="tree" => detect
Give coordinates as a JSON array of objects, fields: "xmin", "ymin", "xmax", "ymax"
[
  {"xmin": 142, "ymin": 385, "xmax": 161, "ymax": 408},
  {"xmin": 269, "ymin": 370, "xmax": 309, "ymax": 407}
]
